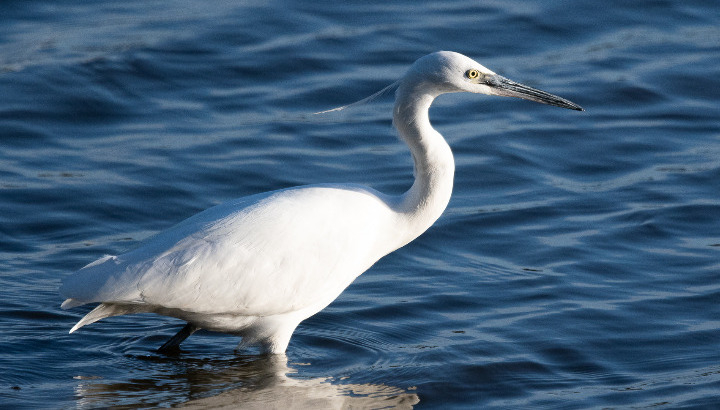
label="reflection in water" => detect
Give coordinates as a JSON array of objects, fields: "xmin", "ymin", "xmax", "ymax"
[{"xmin": 71, "ymin": 354, "xmax": 419, "ymax": 409}]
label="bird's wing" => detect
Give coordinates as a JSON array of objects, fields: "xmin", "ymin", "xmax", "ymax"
[{"xmin": 60, "ymin": 185, "xmax": 398, "ymax": 317}]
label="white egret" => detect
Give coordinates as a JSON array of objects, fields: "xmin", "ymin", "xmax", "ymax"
[{"xmin": 60, "ymin": 51, "xmax": 583, "ymax": 354}]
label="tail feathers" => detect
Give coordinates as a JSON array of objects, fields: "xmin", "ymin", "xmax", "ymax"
[{"xmin": 69, "ymin": 303, "xmax": 143, "ymax": 334}]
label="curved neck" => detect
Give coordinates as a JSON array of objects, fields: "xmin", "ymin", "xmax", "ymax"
[{"xmin": 391, "ymin": 86, "xmax": 455, "ymax": 247}]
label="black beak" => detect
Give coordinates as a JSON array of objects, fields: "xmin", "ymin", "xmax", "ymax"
[{"xmin": 486, "ymin": 75, "xmax": 584, "ymax": 111}]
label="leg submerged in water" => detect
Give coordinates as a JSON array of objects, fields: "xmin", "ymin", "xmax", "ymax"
[{"xmin": 157, "ymin": 323, "xmax": 199, "ymax": 354}]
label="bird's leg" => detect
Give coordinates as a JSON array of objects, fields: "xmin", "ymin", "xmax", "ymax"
[{"xmin": 157, "ymin": 323, "xmax": 199, "ymax": 354}]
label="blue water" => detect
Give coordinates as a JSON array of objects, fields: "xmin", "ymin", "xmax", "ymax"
[{"xmin": 2, "ymin": 0, "xmax": 719, "ymax": 408}]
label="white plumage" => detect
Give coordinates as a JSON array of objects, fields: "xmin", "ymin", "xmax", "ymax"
[{"xmin": 60, "ymin": 51, "xmax": 582, "ymax": 354}]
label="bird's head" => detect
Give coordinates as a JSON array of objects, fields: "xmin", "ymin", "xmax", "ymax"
[{"xmin": 402, "ymin": 51, "xmax": 583, "ymax": 111}]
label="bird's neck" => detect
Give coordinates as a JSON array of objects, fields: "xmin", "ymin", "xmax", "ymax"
[{"xmin": 392, "ymin": 88, "xmax": 455, "ymax": 247}]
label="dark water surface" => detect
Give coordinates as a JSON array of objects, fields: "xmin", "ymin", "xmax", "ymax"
[{"xmin": 2, "ymin": 0, "xmax": 719, "ymax": 408}]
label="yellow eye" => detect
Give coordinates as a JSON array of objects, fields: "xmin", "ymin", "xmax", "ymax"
[{"xmin": 466, "ymin": 69, "xmax": 480, "ymax": 79}]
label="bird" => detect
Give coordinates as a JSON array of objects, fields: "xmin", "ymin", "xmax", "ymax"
[{"xmin": 60, "ymin": 51, "xmax": 583, "ymax": 354}]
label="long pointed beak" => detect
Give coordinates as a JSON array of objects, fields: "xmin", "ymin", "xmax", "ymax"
[{"xmin": 486, "ymin": 75, "xmax": 584, "ymax": 111}]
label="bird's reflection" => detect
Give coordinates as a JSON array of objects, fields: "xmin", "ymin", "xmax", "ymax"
[{"xmin": 71, "ymin": 352, "xmax": 419, "ymax": 409}]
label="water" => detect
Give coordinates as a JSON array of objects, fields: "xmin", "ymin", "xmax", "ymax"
[{"xmin": 1, "ymin": 0, "xmax": 719, "ymax": 408}]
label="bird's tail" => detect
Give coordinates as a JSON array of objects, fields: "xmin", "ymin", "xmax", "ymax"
[{"xmin": 69, "ymin": 303, "xmax": 142, "ymax": 333}]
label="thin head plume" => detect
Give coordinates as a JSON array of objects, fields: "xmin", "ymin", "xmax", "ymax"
[
  {"xmin": 254, "ymin": 80, "xmax": 398, "ymax": 127},
  {"xmin": 313, "ymin": 80, "xmax": 400, "ymax": 115}
]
